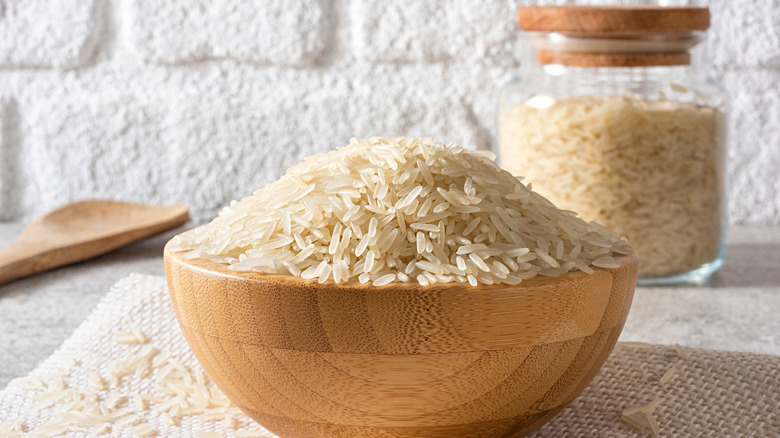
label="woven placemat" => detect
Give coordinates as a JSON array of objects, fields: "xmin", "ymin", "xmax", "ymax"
[{"xmin": 1, "ymin": 274, "xmax": 778, "ymax": 437}]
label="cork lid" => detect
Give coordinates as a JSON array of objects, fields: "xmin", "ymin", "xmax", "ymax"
[
  {"xmin": 518, "ymin": 6, "xmax": 710, "ymax": 34},
  {"xmin": 517, "ymin": 6, "xmax": 710, "ymax": 67}
]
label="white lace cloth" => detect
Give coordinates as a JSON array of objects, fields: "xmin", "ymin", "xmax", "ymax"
[{"xmin": 1, "ymin": 274, "xmax": 778, "ymax": 437}]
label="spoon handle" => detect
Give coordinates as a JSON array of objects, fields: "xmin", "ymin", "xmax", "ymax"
[{"xmin": 0, "ymin": 243, "xmax": 45, "ymax": 285}]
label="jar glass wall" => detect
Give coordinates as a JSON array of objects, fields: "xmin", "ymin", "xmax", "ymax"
[{"xmin": 499, "ymin": 7, "xmax": 728, "ymax": 284}]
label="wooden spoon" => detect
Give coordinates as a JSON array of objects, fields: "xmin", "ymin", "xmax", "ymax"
[{"xmin": 0, "ymin": 200, "xmax": 189, "ymax": 286}]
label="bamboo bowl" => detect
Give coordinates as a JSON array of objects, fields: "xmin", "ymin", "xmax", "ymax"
[{"xmin": 164, "ymin": 244, "xmax": 638, "ymax": 438}]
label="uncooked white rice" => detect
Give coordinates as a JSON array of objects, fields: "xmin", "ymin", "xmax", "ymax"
[
  {"xmin": 87, "ymin": 372, "xmax": 105, "ymax": 391},
  {"xmin": 113, "ymin": 329, "xmax": 147, "ymax": 345},
  {"xmin": 621, "ymin": 397, "xmax": 663, "ymax": 436},
  {"xmin": 659, "ymin": 366, "xmax": 676, "ymax": 385},
  {"xmin": 8, "ymin": 376, "xmax": 44, "ymax": 391},
  {"xmin": 232, "ymin": 432, "xmax": 266, "ymax": 438},
  {"xmin": 500, "ymin": 96, "xmax": 723, "ymax": 277},
  {"xmin": 170, "ymin": 137, "xmax": 629, "ymax": 286},
  {"xmin": 133, "ymin": 423, "xmax": 155, "ymax": 437},
  {"xmin": 673, "ymin": 343, "xmax": 688, "ymax": 360},
  {"xmin": 622, "ymin": 341, "xmax": 653, "ymax": 350},
  {"xmin": 62, "ymin": 355, "xmax": 79, "ymax": 367},
  {"xmin": 3, "ymin": 332, "xmax": 272, "ymax": 438}
]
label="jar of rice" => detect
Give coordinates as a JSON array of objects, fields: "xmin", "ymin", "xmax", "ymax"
[{"xmin": 499, "ymin": 6, "xmax": 727, "ymax": 284}]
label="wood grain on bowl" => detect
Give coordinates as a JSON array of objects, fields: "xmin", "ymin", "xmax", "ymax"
[{"xmin": 165, "ymin": 245, "xmax": 638, "ymax": 438}]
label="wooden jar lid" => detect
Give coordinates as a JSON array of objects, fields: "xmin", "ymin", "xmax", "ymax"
[
  {"xmin": 537, "ymin": 51, "xmax": 691, "ymax": 68},
  {"xmin": 518, "ymin": 6, "xmax": 710, "ymax": 33},
  {"xmin": 518, "ymin": 6, "xmax": 710, "ymax": 67}
]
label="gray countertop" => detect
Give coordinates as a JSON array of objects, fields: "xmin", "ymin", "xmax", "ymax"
[{"xmin": 1, "ymin": 223, "xmax": 779, "ymax": 387}]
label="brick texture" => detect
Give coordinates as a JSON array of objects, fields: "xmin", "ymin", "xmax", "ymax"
[
  {"xmin": 26, "ymin": 94, "xmax": 173, "ymax": 215},
  {"xmin": 353, "ymin": 0, "xmax": 521, "ymax": 65},
  {"xmin": 0, "ymin": 99, "xmax": 7, "ymax": 218},
  {"xmin": 0, "ymin": 0, "xmax": 777, "ymax": 225},
  {"xmin": 130, "ymin": 0, "xmax": 327, "ymax": 65},
  {"xmin": 705, "ymin": 0, "xmax": 780, "ymax": 69},
  {"xmin": 722, "ymin": 70, "xmax": 780, "ymax": 223},
  {"xmin": 0, "ymin": 0, "xmax": 101, "ymax": 69}
]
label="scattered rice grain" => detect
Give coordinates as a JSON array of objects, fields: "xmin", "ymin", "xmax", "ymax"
[{"xmin": 659, "ymin": 366, "xmax": 676, "ymax": 385}]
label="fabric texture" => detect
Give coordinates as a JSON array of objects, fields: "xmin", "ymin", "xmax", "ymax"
[{"xmin": 1, "ymin": 274, "xmax": 778, "ymax": 437}]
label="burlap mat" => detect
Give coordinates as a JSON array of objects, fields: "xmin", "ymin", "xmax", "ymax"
[{"xmin": 1, "ymin": 274, "xmax": 778, "ymax": 437}]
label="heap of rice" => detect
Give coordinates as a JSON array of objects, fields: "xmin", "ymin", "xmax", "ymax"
[
  {"xmin": 499, "ymin": 95, "xmax": 723, "ymax": 277},
  {"xmin": 170, "ymin": 137, "xmax": 629, "ymax": 286}
]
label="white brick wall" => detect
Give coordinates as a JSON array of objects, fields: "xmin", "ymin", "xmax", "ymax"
[
  {"xmin": 352, "ymin": 0, "xmax": 521, "ymax": 65},
  {"xmin": 722, "ymin": 70, "xmax": 780, "ymax": 223},
  {"xmin": 0, "ymin": 0, "xmax": 102, "ymax": 69},
  {"xmin": 0, "ymin": 0, "xmax": 778, "ymax": 224},
  {"xmin": 26, "ymin": 93, "xmax": 171, "ymax": 210},
  {"xmin": 0, "ymin": 99, "xmax": 8, "ymax": 217},
  {"xmin": 130, "ymin": 0, "xmax": 327, "ymax": 65},
  {"xmin": 706, "ymin": 0, "xmax": 780, "ymax": 69}
]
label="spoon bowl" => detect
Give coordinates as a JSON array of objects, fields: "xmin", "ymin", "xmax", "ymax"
[{"xmin": 0, "ymin": 200, "xmax": 189, "ymax": 285}]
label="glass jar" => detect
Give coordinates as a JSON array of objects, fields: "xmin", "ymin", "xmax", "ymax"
[{"xmin": 499, "ymin": 6, "xmax": 727, "ymax": 285}]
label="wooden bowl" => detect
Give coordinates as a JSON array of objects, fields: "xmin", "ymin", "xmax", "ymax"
[{"xmin": 164, "ymin": 244, "xmax": 638, "ymax": 438}]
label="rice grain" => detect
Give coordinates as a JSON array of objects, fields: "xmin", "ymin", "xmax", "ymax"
[{"xmin": 169, "ymin": 137, "xmax": 629, "ymax": 286}]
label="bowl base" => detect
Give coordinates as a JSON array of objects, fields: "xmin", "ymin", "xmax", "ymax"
[{"xmin": 241, "ymin": 404, "xmax": 568, "ymax": 438}]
